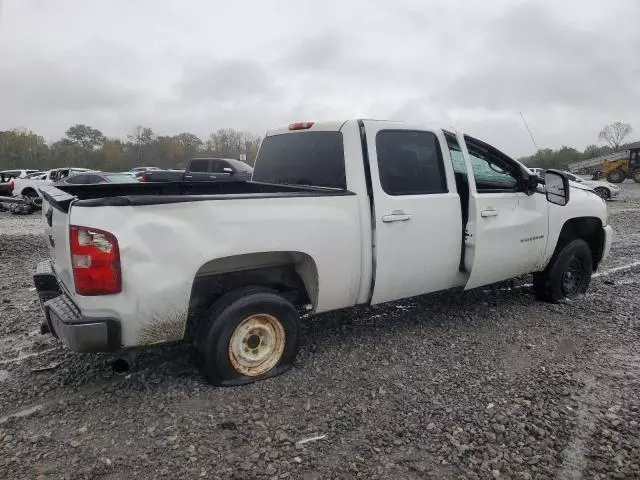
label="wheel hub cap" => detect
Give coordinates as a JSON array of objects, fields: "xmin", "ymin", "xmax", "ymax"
[
  {"xmin": 561, "ymin": 257, "xmax": 583, "ymax": 296},
  {"xmin": 229, "ymin": 313, "xmax": 285, "ymax": 377}
]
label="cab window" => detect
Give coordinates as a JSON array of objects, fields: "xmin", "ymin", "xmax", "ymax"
[
  {"xmin": 375, "ymin": 130, "xmax": 447, "ymax": 196},
  {"xmin": 464, "ymin": 137, "xmax": 520, "ymax": 192}
]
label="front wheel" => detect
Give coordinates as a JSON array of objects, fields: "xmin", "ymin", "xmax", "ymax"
[
  {"xmin": 197, "ymin": 287, "xmax": 301, "ymax": 386},
  {"xmin": 632, "ymin": 169, "xmax": 640, "ymax": 184},
  {"xmin": 533, "ymin": 239, "xmax": 593, "ymax": 303},
  {"xmin": 593, "ymin": 187, "xmax": 609, "ymax": 200}
]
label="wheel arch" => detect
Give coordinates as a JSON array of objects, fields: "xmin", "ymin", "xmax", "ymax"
[
  {"xmin": 21, "ymin": 187, "xmax": 39, "ymax": 197},
  {"xmin": 185, "ymin": 251, "xmax": 318, "ymax": 339},
  {"xmin": 555, "ymin": 217, "xmax": 604, "ymax": 270}
]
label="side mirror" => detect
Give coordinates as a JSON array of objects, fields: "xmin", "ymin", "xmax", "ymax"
[
  {"xmin": 545, "ymin": 169, "xmax": 570, "ymax": 206},
  {"xmin": 223, "ymin": 167, "xmax": 234, "ymax": 174}
]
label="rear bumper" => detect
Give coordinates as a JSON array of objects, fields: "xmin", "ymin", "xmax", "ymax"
[
  {"xmin": 601, "ymin": 225, "xmax": 613, "ymax": 263},
  {"xmin": 34, "ymin": 260, "xmax": 121, "ymax": 352}
]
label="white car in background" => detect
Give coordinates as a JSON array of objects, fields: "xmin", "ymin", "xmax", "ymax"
[
  {"xmin": 0, "ymin": 169, "xmax": 38, "ymax": 179},
  {"xmin": 11, "ymin": 168, "xmax": 93, "ymax": 199},
  {"xmin": 530, "ymin": 168, "xmax": 620, "ymax": 200}
]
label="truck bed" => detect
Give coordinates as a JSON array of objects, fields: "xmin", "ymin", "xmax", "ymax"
[{"xmin": 40, "ymin": 181, "xmax": 353, "ymax": 212}]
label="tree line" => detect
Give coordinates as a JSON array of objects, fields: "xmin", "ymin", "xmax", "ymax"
[
  {"xmin": 1, "ymin": 120, "xmax": 634, "ymax": 173},
  {"xmin": 0, "ymin": 124, "xmax": 262, "ymax": 172},
  {"xmin": 520, "ymin": 121, "xmax": 634, "ymax": 170}
]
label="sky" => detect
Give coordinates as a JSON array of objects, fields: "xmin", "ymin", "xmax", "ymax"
[{"xmin": 0, "ymin": 0, "xmax": 638, "ymax": 158}]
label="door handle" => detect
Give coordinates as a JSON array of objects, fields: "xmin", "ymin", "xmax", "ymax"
[
  {"xmin": 185, "ymin": 175, "xmax": 193, "ymax": 179},
  {"xmin": 209, "ymin": 175, "xmax": 217, "ymax": 179},
  {"xmin": 382, "ymin": 211, "xmax": 412, "ymax": 222},
  {"xmin": 481, "ymin": 209, "xmax": 498, "ymax": 218}
]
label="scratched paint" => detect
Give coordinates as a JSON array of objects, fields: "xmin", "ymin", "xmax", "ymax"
[{"xmin": 137, "ymin": 309, "xmax": 188, "ymax": 345}]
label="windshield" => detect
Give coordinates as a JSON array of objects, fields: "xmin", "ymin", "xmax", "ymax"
[
  {"xmin": 106, "ymin": 174, "xmax": 140, "ymax": 183},
  {"xmin": 227, "ymin": 159, "xmax": 253, "ymax": 173}
]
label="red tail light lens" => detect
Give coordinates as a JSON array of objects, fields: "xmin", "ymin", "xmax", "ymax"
[
  {"xmin": 8, "ymin": 180, "xmax": 14, "ymax": 192},
  {"xmin": 288, "ymin": 121, "xmax": 314, "ymax": 130},
  {"xmin": 70, "ymin": 226, "xmax": 121, "ymax": 295},
  {"xmin": 140, "ymin": 173, "xmax": 148, "ymax": 182}
]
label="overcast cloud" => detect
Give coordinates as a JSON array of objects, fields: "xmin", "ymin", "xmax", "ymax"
[{"xmin": 0, "ymin": 0, "xmax": 638, "ymax": 157}]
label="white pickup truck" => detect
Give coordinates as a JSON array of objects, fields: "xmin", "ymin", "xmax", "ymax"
[{"xmin": 34, "ymin": 120, "xmax": 612, "ymax": 386}]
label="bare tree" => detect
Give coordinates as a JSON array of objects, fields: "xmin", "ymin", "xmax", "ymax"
[
  {"xmin": 598, "ymin": 122, "xmax": 632, "ymax": 150},
  {"xmin": 205, "ymin": 128, "xmax": 261, "ymax": 164},
  {"xmin": 127, "ymin": 126, "xmax": 156, "ymax": 164}
]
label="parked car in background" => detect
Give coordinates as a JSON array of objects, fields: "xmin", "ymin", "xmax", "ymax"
[
  {"xmin": 141, "ymin": 158, "xmax": 253, "ymax": 182},
  {"xmin": 534, "ymin": 168, "xmax": 620, "ymax": 200},
  {"xmin": 11, "ymin": 168, "xmax": 93, "ymax": 199},
  {"xmin": 129, "ymin": 166, "xmax": 161, "ymax": 178},
  {"xmin": 55, "ymin": 171, "xmax": 141, "ymax": 185},
  {"xmin": 0, "ymin": 172, "xmax": 17, "ymax": 196},
  {"xmin": 0, "ymin": 169, "xmax": 38, "ymax": 180}
]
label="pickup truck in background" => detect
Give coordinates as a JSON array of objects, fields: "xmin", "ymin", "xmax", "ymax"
[
  {"xmin": 35, "ymin": 119, "xmax": 612, "ymax": 386},
  {"xmin": 141, "ymin": 157, "xmax": 253, "ymax": 182},
  {"xmin": 12, "ymin": 167, "xmax": 92, "ymax": 199}
]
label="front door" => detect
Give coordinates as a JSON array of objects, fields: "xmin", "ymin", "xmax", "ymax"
[
  {"xmin": 363, "ymin": 121, "xmax": 467, "ymax": 305},
  {"xmin": 452, "ymin": 133, "xmax": 549, "ymax": 289},
  {"xmin": 210, "ymin": 160, "xmax": 234, "ymax": 182}
]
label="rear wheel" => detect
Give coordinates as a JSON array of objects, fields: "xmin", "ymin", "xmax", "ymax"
[
  {"xmin": 632, "ymin": 169, "xmax": 640, "ymax": 184},
  {"xmin": 196, "ymin": 287, "xmax": 301, "ymax": 386},
  {"xmin": 606, "ymin": 168, "xmax": 626, "ymax": 183},
  {"xmin": 593, "ymin": 187, "xmax": 609, "ymax": 200},
  {"xmin": 533, "ymin": 239, "xmax": 593, "ymax": 303}
]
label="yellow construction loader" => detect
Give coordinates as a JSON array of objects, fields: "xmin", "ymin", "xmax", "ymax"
[{"xmin": 600, "ymin": 143, "xmax": 640, "ymax": 183}]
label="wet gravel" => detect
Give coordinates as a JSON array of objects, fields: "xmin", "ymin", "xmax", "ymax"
[{"xmin": 1, "ymin": 184, "xmax": 639, "ymax": 479}]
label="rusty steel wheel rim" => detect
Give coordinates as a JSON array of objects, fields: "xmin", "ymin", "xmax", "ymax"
[{"xmin": 228, "ymin": 313, "xmax": 286, "ymax": 376}]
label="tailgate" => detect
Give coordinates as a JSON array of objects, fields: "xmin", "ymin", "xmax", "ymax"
[{"xmin": 40, "ymin": 185, "xmax": 77, "ymax": 295}]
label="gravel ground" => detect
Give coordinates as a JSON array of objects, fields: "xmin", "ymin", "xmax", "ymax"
[{"xmin": 1, "ymin": 184, "xmax": 639, "ymax": 479}]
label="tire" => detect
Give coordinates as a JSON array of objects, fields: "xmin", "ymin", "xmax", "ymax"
[
  {"xmin": 606, "ymin": 169, "xmax": 625, "ymax": 184},
  {"xmin": 22, "ymin": 189, "xmax": 38, "ymax": 198},
  {"xmin": 593, "ymin": 187, "xmax": 609, "ymax": 200},
  {"xmin": 533, "ymin": 239, "xmax": 593, "ymax": 303},
  {"xmin": 197, "ymin": 287, "xmax": 301, "ymax": 386},
  {"xmin": 632, "ymin": 169, "xmax": 640, "ymax": 184}
]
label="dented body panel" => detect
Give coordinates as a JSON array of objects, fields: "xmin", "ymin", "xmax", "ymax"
[{"xmin": 64, "ymin": 195, "xmax": 362, "ymax": 347}]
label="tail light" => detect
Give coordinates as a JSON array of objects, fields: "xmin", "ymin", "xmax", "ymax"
[
  {"xmin": 140, "ymin": 173, "xmax": 148, "ymax": 182},
  {"xmin": 8, "ymin": 180, "xmax": 14, "ymax": 192},
  {"xmin": 70, "ymin": 226, "xmax": 121, "ymax": 295},
  {"xmin": 288, "ymin": 121, "xmax": 314, "ymax": 130}
]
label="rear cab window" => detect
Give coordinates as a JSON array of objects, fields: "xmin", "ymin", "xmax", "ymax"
[{"xmin": 252, "ymin": 131, "xmax": 346, "ymax": 189}]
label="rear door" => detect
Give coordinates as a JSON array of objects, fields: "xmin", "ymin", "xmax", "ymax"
[
  {"xmin": 449, "ymin": 133, "xmax": 549, "ymax": 289},
  {"xmin": 184, "ymin": 159, "xmax": 211, "ymax": 181},
  {"xmin": 363, "ymin": 121, "xmax": 466, "ymax": 304}
]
